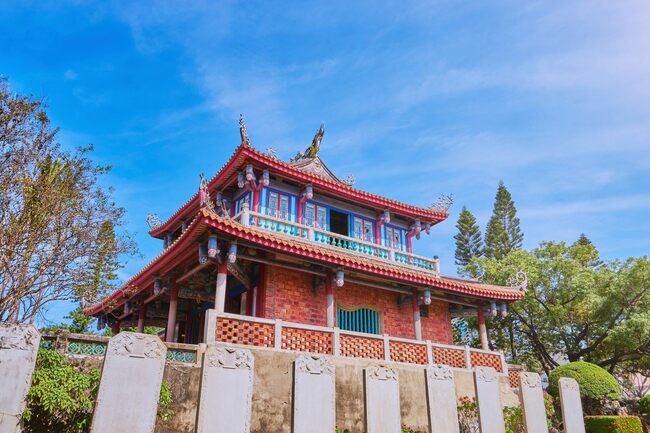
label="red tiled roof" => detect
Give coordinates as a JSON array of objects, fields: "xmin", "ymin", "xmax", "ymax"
[
  {"xmin": 86, "ymin": 210, "xmax": 523, "ymax": 316},
  {"xmin": 149, "ymin": 143, "xmax": 448, "ymax": 238}
]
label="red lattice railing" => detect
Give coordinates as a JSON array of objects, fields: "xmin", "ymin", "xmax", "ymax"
[
  {"xmin": 281, "ymin": 327, "xmax": 333, "ymax": 354},
  {"xmin": 431, "ymin": 346, "xmax": 466, "ymax": 368},
  {"xmin": 470, "ymin": 351, "xmax": 503, "ymax": 373},
  {"xmin": 215, "ymin": 317, "xmax": 274, "ymax": 348},
  {"xmin": 389, "ymin": 341, "xmax": 428, "ymax": 365},
  {"xmin": 339, "ymin": 334, "xmax": 384, "ymax": 359},
  {"xmin": 508, "ymin": 370, "xmax": 520, "ymax": 388}
]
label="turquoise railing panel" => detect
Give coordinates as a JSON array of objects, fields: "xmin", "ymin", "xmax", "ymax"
[
  {"xmin": 337, "ymin": 307, "xmax": 380, "ymax": 335},
  {"xmin": 40, "ymin": 337, "xmax": 55, "ymax": 350},
  {"xmin": 166, "ymin": 349, "xmax": 197, "ymax": 363},
  {"xmin": 66, "ymin": 340, "xmax": 107, "ymax": 356}
]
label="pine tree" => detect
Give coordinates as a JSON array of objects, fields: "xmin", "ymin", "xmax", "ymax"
[
  {"xmin": 484, "ymin": 181, "xmax": 523, "ymax": 260},
  {"xmin": 454, "ymin": 206, "xmax": 483, "ymax": 269}
]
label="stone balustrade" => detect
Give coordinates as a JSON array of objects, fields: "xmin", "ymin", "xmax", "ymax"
[{"xmin": 208, "ymin": 311, "xmax": 507, "ymax": 373}]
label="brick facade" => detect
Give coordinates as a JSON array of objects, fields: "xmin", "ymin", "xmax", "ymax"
[{"xmin": 260, "ymin": 265, "xmax": 453, "ymax": 344}]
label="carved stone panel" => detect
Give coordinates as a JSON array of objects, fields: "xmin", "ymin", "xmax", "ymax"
[
  {"xmin": 426, "ymin": 365, "xmax": 460, "ymax": 433},
  {"xmin": 196, "ymin": 345, "xmax": 254, "ymax": 433},
  {"xmin": 519, "ymin": 373, "xmax": 549, "ymax": 433},
  {"xmin": 558, "ymin": 378, "xmax": 586, "ymax": 433},
  {"xmin": 365, "ymin": 365, "xmax": 401, "ymax": 433},
  {"xmin": 293, "ymin": 354, "xmax": 336, "ymax": 433},
  {"xmin": 473, "ymin": 367, "xmax": 506, "ymax": 433},
  {"xmin": 0, "ymin": 323, "xmax": 41, "ymax": 433},
  {"xmin": 90, "ymin": 332, "xmax": 167, "ymax": 433}
]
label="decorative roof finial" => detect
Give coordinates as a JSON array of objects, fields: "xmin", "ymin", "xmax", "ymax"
[
  {"xmin": 239, "ymin": 114, "xmax": 250, "ymax": 146},
  {"xmin": 430, "ymin": 194, "xmax": 454, "ymax": 213},
  {"xmin": 290, "ymin": 123, "xmax": 324, "ymax": 162}
]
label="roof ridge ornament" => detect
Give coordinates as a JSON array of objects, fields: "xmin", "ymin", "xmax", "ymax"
[
  {"xmin": 290, "ymin": 123, "xmax": 324, "ymax": 162},
  {"xmin": 239, "ymin": 114, "xmax": 250, "ymax": 146},
  {"xmin": 507, "ymin": 270, "xmax": 528, "ymax": 292},
  {"xmin": 146, "ymin": 213, "xmax": 163, "ymax": 230},
  {"xmin": 430, "ymin": 194, "xmax": 454, "ymax": 213}
]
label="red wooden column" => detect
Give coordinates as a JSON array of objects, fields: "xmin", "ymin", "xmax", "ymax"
[
  {"xmin": 137, "ymin": 301, "xmax": 147, "ymax": 333},
  {"xmin": 326, "ymin": 271, "xmax": 334, "ymax": 327},
  {"xmin": 412, "ymin": 289, "xmax": 422, "ymax": 340},
  {"xmin": 166, "ymin": 284, "xmax": 179, "ymax": 342},
  {"xmin": 111, "ymin": 320, "xmax": 120, "ymax": 335},
  {"xmin": 215, "ymin": 262, "xmax": 228, "ymax": 313},
  {"xmin": 477, "ymin": 304, "xmax": 489, "ymax": 350}
]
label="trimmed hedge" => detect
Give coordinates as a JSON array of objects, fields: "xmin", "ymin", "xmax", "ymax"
[
  {"xmin": 585, "ymin": 416, "xmax": 643, "ymax": 433},
  {"xmin": 547, "ymin": 362, "xmax": 621, "ymax": 402},
  {"xmin": 639, "ymin": 394, "xmax": 650, "ymax": 415}
]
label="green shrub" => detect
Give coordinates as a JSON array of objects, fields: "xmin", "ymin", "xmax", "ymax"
[
  {"xmin": 639, "ymin": 395, "xmax": 650, "ymax": 415},
  {"xmin": 585, "ymin": 416, "xmax": 643, "ymax": 433},
  {"xmin": 24, "ymin": 348, "xmax": 174, "ymax": 433},
  {"xmin": 548, "ymin": 362, "xmax": 621, "ymax": 412}
]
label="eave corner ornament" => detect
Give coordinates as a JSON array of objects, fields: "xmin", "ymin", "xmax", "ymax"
[
  {"xmin": 265, "ymin": 146, "xmax": 278, "ymax": 159},
  {"xmin": 146, "ymin": 213, "xmax": 163, "ymax": 230},
  {"xmin": 430, "ymin": 194, "xmax": 454, "ymax": 213},
  {"xmin": 199, "ymin": 173, "xmax": 216, "ymax": 213},
  {"xmin": 239, "ymin": 114, "xmax": 251, "ymax": 146},
  {"xmin": 507, "ymin": 270, "xmax": 528, "ymax": 292},
  {"xmin": 290, "ymin": 123, "xmax": 324, "ymax": 162},
  {"xmin": 342, "ymin": 174, "xmax": 356, "ymax": 186}
]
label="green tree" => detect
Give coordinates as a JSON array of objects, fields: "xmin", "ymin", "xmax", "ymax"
[
  {"xmin": 0, "ymin": 79, "xmax": 137, "ymax": 322},
  {"xmin": 454, "ymin": 206, "xmax": 483, "ymax": 271},
  {"xmin": 484, "ymin": 182, "xmax": 523, "ymax": 260},
  {"xmin": 467, "ymin": 238, "xmax": 650, "ymax": 373}
]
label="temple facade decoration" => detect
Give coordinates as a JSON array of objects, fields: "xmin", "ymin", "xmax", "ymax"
[{"xmin": 85, "ymin": 120, "xmax": 525, "ymax": 366}]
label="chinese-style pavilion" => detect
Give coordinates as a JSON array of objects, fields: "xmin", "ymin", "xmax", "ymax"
[{"xmin": 85, "ymin": 118, "xmax": 525, "ymax": 363}]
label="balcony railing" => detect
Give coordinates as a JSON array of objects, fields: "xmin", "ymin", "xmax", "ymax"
[
  {"xmin": 234, "ymin": 209, "xmax": 440, "ymax": 274},
  {"xmin": 207, "ymin": 311, "xmax": 507, "ymax": 374}
]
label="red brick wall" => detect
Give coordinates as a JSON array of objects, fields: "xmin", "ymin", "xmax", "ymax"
[{"xmin": 261, "ymin": 266, "xmax": 453, "ymax": 344}]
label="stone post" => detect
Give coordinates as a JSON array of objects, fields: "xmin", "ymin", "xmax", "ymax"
[
  {"xmin": 137, "ymin": 301, "xmax": 147, "ymax": 334},
  {"xmin": 558, "ymin": 377, "xmax": 586, "ymax": 433},
  {"xmin": 426, "ymin": 365, "xmax": 460, "ymax": 433},
  {"xmin": 0, "ymin": 323, "xmax": 40, "ymax": 433},
  {"xmin": 473, "ymin": 367, "xmax": 506, "ymax": 433},
  {"xmin": 215, "ymin": 263, "xmax": 228, "ymax": 313},
  {"xmin": 412, "ymin": 290, "xmax": 422, "ymax": 340},
  {"xmin": 241, "ymin": 202, "xmax": 250, "ymax": 226},
  {"xmin": 293, "ymin": 354, "xmax": 336, "ymax": 433},
  {"xmin": 364, "ymin": 365, "xmax": 401, "ymax": 433},
  {"xmin": 196, "ymin": 345, "xmax": 254, "ymax": 433},
  {"xmin": 518, "ymin": 372, "xmax": 549, "ymax": 433},
  {"xmin": 325, "ymin": 271, "xmax": 334, "ymax": 328},
  {"xmin": 90, "ymin": 333, "xmax": 167, "ymax": 433}
]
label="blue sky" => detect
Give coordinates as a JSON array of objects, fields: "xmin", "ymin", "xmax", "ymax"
[{"xmin": 2, "ymin": 1, "xmax": 649, "ymax": 324}]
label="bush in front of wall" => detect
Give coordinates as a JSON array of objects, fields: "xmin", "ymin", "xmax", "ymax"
[
  {"xmin": 638, "ymin": 395, "xmax": 650, "ymax": 416},
  {"xmin": 547, "ymin": 361, "xmax": 621, "ymax": 413},
  {"xmin": 584, "ymin": 416, "xmax": 643, "ymax": 433}
]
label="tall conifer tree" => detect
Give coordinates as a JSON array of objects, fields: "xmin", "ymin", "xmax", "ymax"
[
  {"xmin": 484, "ymin": 181, "xmax": 523, "ymax": 260},
  {"xmin": 454, "ymin": 206, "xmax": 483, "ymax": 269}
]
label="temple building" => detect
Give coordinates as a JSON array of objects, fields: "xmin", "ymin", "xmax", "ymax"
[{"xmin": 84, "ymin": 118, "xmax": 525, "ymax": 370}]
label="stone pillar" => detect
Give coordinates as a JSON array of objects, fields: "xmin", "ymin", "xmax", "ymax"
[
  {"xmin": 412, "ymin": 290, "xmax": 422, "ymax": 340},
  {"xmin": 364, "ymin": 365, "xmax": 401, "ymax": 433},
  {"xmin": 426, "ymin": 365, "xmax": 460, "ymax": 433},
  {"xmin": 519, "ymin": 373, "xmax": 549, "ymax": 433},
  {"xmin": 137, "ymin": 302, "xmax": 147, "ymax": 334},
  {"xmin": 558, "ymin": 377, "xmax": 586, "ymax": 433},
  {"xmin": 196, "ymin": 345, "xmax": 254, "ymax": 433},
  {"xmin": 473, "ymin": 367, "xmax": 506, "ymax": 433},
  {"xmin": 477, "ymin": 305, "xmax": 488, "ymax": 350},
  {"xmin": 166, "ymin": 285, "xmax": 178, "ymax": 342},
  {"xmin": 293, "ymin": 355, "xmax": 336, "ymax": 433},
  {"xmin": 215, "ymin": 263, "xmax": 228, "ymax": 313},
  {"xmin": 326, "ymin": 271, "xmax": 334, "ymax": 328},
  {"xmin": 0, "ymin": 323, "xmax": 40, "ymax": 433},
  {"xmin": 90, "ymin": 333, "xmax": 167, "ymax": 433}
]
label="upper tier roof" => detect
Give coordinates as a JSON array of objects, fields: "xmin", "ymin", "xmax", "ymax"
[{"xmin": 148, "ymin": 142, "xmax": 450, "ymax": 238}]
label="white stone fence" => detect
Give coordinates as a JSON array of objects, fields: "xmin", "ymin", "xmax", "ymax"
[{"xmin": 206, "ymin": 311, "xmax": 507, "ymax": 374}]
